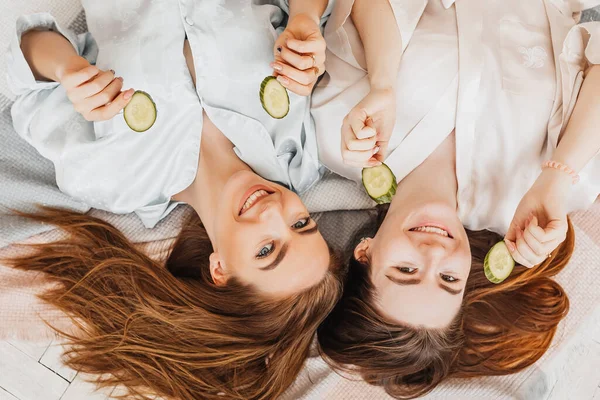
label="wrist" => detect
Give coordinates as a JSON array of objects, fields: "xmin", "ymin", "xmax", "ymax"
[
  {"xmin": 289, "ymin": 12, "xmax": 321, "ymax": 26},
  {"xmin": 369, "ymin": 73, "xmax": 397, "ymax": 92},
  {"xmin": 55, "ymin": 55, "xmax": 89, "ymax": 83},
  {"xmin": 539, "ymin": 167, "xmax": 574, "ymax": 191}
]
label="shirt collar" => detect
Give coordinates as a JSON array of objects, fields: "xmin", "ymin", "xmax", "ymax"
[{"xmin": 441, "ymin": 0, "xmax": 456, "ymax": 9}]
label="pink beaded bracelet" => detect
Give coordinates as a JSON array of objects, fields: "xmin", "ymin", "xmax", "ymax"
[{"xmin": 542, "ymin": 160, "xmax": 580, "ymax": 184}]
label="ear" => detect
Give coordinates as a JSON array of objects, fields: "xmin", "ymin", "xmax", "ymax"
[
  {"xmin": 354, "ymin": 238, "xmax": 372, "ymax": 264},
  {"xmin": 209, "ymin": 252, "xmax": 228, "ymax": 286}
]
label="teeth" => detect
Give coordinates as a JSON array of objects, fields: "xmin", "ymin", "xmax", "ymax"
[
  {"xmin": 242, "ymin": 190, "xmax": 269, "ymax": 211},
  {"xmin": 412, "ymin": 226, "xmax": 449, "ymax": 237}
]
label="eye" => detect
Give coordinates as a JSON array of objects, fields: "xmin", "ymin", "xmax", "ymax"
[
  {"xmin": 292, "ymin": 217, "xmax": 310, "ymax": 229},
  {"xmin": 256, "ymin": 242, "xmax": 275, "ymax": 259},
  {"xmin": 399, "ymin": 267, "xmax": 416, "ymax": 274},
  {"xmin": 441, "ymin": 274, "xmax": 458, "ymax": 282}
]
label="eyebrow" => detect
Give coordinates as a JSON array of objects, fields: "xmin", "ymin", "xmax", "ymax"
[
  {"xmin": 386, "ymin": 276, "xmax": 421, "ymax": 285},
  {"xmin": 438, "ymin": 283, "xmax": 462, "ymax": 296},
  {"xmin": 386, "ymin": 276, "xmax": 463, "ymax": 296},
  {"xmin": 260, "ymin": 243, "xmax": 289, "ymax": 271}
]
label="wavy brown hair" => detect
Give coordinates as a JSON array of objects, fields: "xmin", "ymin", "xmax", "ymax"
[
  {"xmin": 5, "ymin": 208, "xmax": 345, "ymax": 400},
  {"xmin": 317, "ymin": 205, "xmax": 573, "ymax": 399}
]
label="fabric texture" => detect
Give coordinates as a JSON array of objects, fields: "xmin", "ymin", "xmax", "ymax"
[{"xmin": 0, "ymin": 2, "xmax": 599, "ymax": 400}]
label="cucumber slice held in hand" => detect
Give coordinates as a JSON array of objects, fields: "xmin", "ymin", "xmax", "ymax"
[
  {"xmin": 260, "ymin": 76, "xmax": 290, "ymax": 119},
  {"xmin": 124, "ymin": 91, "xmax": 157, "ymax": 132},
  {"xmin": 362, "ymin": 163, "xmax": 398, "ymax": 204},
  {"xmin": 484, "ymin": 241, "xmax": 516, "ymax": 284}
]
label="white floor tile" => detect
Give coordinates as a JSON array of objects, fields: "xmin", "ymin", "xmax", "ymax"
[
  {"xmin": 60, "ymin": 374, "xmax": 112, "ymax": 400},
  {"xmin": 39, "ymin": 341, "xmax": 77, "ymax": 382},
  {"xmin": 0, "ymin": 342, "xmax": 68, "ymax": 400},
  {"xmin": 0, "ymin": 388, "xmax": 18, "ymax": 400},
  {"xmin": 6, "ymin": 340, "xmax": 52, "ymax": 361}
]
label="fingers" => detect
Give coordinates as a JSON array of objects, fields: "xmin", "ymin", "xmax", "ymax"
[
  {"xmin": 79, "ymin": 77, "xmax": 123, "ymax": 112},
  {"xmin": 86, "ymin": 89, "xmax": 135, "ymax": 122},
  {"xmin": 341, "ymin": 148, "xmax": 381, "ymax": 167},
  {"xmin": 61, "ymin": 65, "xmax": 100, "ymax": 90},
  {"xmin": 346, "ymin": 109, "xmax": 376, "ymax": 140},
  {"xmin": 505, "ymin": 232, "xmax": 537, "ymax": 268},
  {"xmin": 286, "ymin": 38, "xmax": 326, "ymax": 56},
  {"xmin": 271, "ymin": 62, "xmax": 317, "ymax": 86},
  {"xmin": 345, "ymin": 136, "xmax": 377, "ymax": 152},
  {"xmin": 70, "ymin": 70, "xmax": 116, "ymax": 102},
  {"xmin": 275, "ymin": 75, "xmax": 312, "ymax": 96},
  {"xmin": 341, "ymin": 122, "xmax": 381, "ymax": 167},
  {"xmin": 278, "ymin": 45, "xmax": 316, "ymax": 71}
]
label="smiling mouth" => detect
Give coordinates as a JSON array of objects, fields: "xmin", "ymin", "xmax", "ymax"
[
  {"xmin": 409, "ymin": 225, "xmax": 454, "ymax": 239},
  {"xmin": 239, "ymin": 189, "xmax": 272, "ymax": 215}
]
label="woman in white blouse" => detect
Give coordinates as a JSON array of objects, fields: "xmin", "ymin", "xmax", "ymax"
[
  {"xmin": 7, "ymin": 1, "xmax": 345, "ymax": 399},
  {"xmin": 315, "ymin": 0, "xmax": 600, "ymax": 397}
]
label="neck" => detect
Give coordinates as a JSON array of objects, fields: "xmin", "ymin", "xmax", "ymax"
[
  {"xmin": 174, "ymin": 114, "xmax": 250, "ymax": 241},
  {"xmin": 389, "ymin": 133, "xmax": 458, "ymax": 214}
]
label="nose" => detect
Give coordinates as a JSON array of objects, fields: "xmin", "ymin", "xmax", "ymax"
[
  {"xmin": 258, "ymin": 198, "xmax": 285, "ymax": 222},
  {"xmin": 416, "ymin": 237, "xmax": 449, "ymax": 266}
]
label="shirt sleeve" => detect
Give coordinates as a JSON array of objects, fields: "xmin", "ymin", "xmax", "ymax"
[
  {"xmin": 7, "ymin": 13, "xmax": 98, "ymax": 96},
  {"xmin": 7, "ymin": 13, "xmax": 99, "ymax": 161}
]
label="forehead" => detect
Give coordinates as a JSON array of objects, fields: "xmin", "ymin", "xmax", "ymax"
[{"xmin": 375, "ymin": 282, "xmax": 463, "ymax": 329}]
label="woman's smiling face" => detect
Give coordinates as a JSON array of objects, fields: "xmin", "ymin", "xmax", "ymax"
[
  {"xmin": 209, "ymin": 171, "xmax": 330, "ymax": 297},
  {"xmin": 355, "ymin": 202, "xmax": 472, "ymax": 328}
]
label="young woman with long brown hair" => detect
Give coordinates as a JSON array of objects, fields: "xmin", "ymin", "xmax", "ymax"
[
  {"xmin": 312, "ymin": 0, "xmax": 600, "ymax": 397},
  {"xmin": 5, "ymin": 1, "xmax": 345, "ymax": 399}
]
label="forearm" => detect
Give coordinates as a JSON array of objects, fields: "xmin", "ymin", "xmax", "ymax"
[
  {"xmin": 288, "ymin": 0, "xmax": 328, "ymax": 24},
  {"xmin": 20, "ymin": 30, "xmax": 87, "ymax": 83},
  {"xmin": 351, "ymin": 0, "xmax": 402, "ymax": 90},
  {"xmin": 553, "ymin": 65, "xmax": 600, "ymax": 172}
]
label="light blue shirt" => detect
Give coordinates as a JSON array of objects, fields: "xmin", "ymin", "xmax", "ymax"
[{"xmin": 7, "ymin": 0, "xmax": 333, "ymax": 228}]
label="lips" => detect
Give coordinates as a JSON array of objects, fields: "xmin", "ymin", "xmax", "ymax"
[
  {"xmin": 409, "ymin": 225, "xmax": 454, "ymax": 239},
  {"xmin": 239, "ymin": 186, "xmax": 273, "ymax": 215}
]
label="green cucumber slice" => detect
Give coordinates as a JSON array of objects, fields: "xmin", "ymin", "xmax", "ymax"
[
  {"xmin": 484, "ymin": 242, "xmax": 516, "ymax": 284},
  {"xmin": 260, "ymin": 76, "xmax": 289, "ymax": 119},
  {"xmin": 362, "ymin": 163, "xmax": 398, "ymax": 204},
  {"xmin": 123, "ymin": 91, "xmax": 157, "ymax": 132}
]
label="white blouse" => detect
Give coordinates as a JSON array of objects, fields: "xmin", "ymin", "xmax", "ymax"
[
  {"xmin": 7, "ymin": 0, "xmax": 332, "ymax": 228},
  {"xmin": 312, "ymin": 0, "xmax": 600, "ymax": 234}
]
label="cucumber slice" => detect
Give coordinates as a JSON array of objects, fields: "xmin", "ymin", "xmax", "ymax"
[
  {"xmin": 484, "ymin": 242, "xmax": 516, "ymax": 284},
  {"xmin": 362, "ymin": 163, "xmax": 398, "ymax": 204},
  {"xmin": 260, "ymin": 76, "xmax": 289, "ymax": 119},
  {"xmin": 124, "ymin": 91, "xmax": 157, "ymax": 132}
]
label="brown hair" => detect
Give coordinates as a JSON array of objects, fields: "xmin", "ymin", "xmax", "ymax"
[
  {"xmin": 317, "ymin": 205, "xmax": 573, "ymax": 399},
  {"xmin": 5, "ymin": 208, "xmax": 344, "ymax": 400}
]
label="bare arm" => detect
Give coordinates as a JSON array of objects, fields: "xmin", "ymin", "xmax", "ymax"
[
  {"xmin": 340, "ymin": 0, "xmax": 402, "ymax": 167},
  {"xmin": 21, "ymin": 30, "xmax": 88, "ymax": 82},
  {"xmin": 351, "ymin": 0, "xmax": 402, "ymax": 90},
  {"xmin": 19, "ymin": 29, "xmax": 132, "ymax": 121},
  {"xmin": 553, "ymin": 65, "xmax": 600, "ymax": 172},
  {"xmin": 288, "ymin": 0, "xmax": 328, "ymax": 24}
]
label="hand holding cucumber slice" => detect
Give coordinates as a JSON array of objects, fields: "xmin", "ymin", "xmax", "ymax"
[
  {"xmin": 260, "ymin": 76, "xmax": 290, "ymax": 119},
  {"xmin": 484, "ymin": 241, "xmax": 516, "ymax": 284},
  {"xmin": 362, "ymin": 163, "xmax": 398, "ymax": 204},
  {"xmin": 124, "ymin": 91, "xmax": 157, "ymax": 132}
]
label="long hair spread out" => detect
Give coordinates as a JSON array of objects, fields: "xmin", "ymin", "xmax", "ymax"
[
  {"xmin": 318, "ymin": 205, "xmax": 573, "ymax": 399},
  {"xmin": 5, "ymin": 208, "xmax": 344, "ymax": 400}
]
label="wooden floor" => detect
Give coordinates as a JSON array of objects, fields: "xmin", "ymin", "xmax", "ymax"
[{"xmin": 1, "ymin": 337, "xmax": 599, "ymax": 400}]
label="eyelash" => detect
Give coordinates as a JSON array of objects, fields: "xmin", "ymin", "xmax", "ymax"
[
  {"xmin": 441, "ymin": 274, "xmax": 458, "ymax": 283},
  {"xmin": 255, "ymin": 218, "xmax": 311, "ymax": 259},
  {"xmin": 256, "ymin": 242, "xmax": 275, "ymax": 259},
  {"xmin": 292, "ymin": 217, "xmax": 311, "ymax": 230}
]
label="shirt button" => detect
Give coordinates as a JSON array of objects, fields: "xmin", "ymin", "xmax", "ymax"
[{"xmin": 185, "ymin": 17, "xmax": 194, "ymax": 26}]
